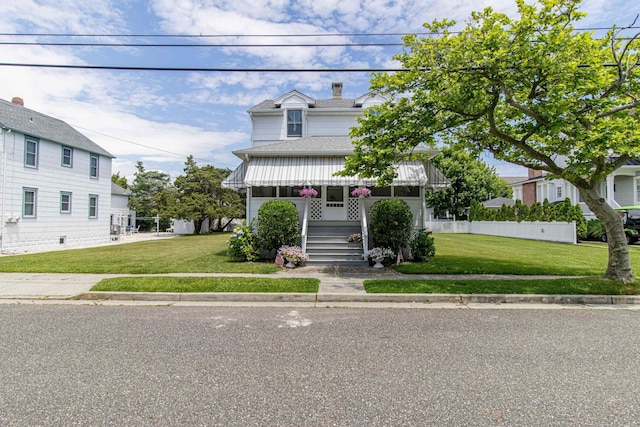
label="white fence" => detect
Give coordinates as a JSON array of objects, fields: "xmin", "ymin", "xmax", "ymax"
[{"xmin": 427, "ymin": 220, "xmax": 577, "ymax": 244}]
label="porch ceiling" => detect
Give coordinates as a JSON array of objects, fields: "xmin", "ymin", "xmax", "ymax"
[{"xmin": 223, "ymin": 157, "xmax": 436, "ymax": 188}]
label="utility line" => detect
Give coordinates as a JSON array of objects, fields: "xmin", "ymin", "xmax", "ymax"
[
  {"xmin": 70, "ymin": 123, "xmax": 236, "ymax": 168},
  {"xmin": 0, "ymin": 26, "xmax": 637, "ymax": 38},
  {"xmin": 0, "ymin": 41, "xmax": 402, "ymax": 47},
  {"xmin": 0, "ymin": 63, "xmax": 400, "ymax": 72}
]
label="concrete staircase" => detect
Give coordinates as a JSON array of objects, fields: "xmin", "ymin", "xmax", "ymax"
[{"xmin": 305, "ymin": 221, "xmax": 368, "ymax": 266}]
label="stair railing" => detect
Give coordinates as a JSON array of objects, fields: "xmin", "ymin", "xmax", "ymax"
[
  {"xmin": 360, "ymin": 199, "xmax": 369, "ymax": 256},
  {"xmin": 301, "ymin": 197, "xmax": 310, "ymax": 252}
]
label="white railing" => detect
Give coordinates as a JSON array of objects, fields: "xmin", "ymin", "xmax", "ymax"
[
  {"xmin": 301, "ymin": 198, "xmax": 310, "ymax": 252},
  {"xmin": 360, "ymin": 200, "xmax": 369, "ymax": 255}
]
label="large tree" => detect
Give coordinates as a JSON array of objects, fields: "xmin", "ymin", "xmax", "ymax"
[
  {"xmin": 129, "ymin": 161, "xmax": 172, "ymax": 229},
  {"xmin": 427, "ymin": 147, "xmax": 512, "ymax": 219},
  {"xmin": 162, "ymin": 156, "xmax": 245, "ymax": 234},
  {"xmin": 342, "ymin": 0, "xmax": 640, "ymax": 282}
]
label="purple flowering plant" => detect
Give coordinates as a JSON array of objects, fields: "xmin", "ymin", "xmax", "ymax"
[
  {"xmin": 299, "ymin": 187, "xmax": 318, "ymax": 198},
  {"xmin": 351, "ymin": 187, "xmax": 372, "ymax": 198}
]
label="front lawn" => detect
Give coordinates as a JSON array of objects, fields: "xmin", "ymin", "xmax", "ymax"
[
  {"xmin": 364, "ymin": 278, "xmax": 640, "ymax": 295},
  {"xmin": 92, "ymin": 277, "xmax": 319, "ymax": 293},
  {"xmin": 0, "ymin": 234, "xmax": 280, "ymax": 274},
  {"xmin": 394, "ymin": 234, "xmax": 640, "ymax": 276}
]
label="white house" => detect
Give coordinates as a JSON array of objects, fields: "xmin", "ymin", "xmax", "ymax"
[
  {"xmin": 223, "ymin": 83, "xmax": 448, "ymax": 264},
  {"xmin": 511, "ymin": 161, "xmax": 640, "ymax": 218},
  {"xmin": 110, "ymin": 182, "xmax": 135, "ymax": 235},
  {"xmin": 0, "ymin": 97, "xmax": 114, "ymax": 253}
]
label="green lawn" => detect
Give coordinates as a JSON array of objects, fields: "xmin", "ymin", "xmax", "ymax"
[
  {"xmin": 394, "ymin": 234, "xmax": 640, "ymax": 276},
  {"xmin": 92, "ymin": 277, "xmax": 319, "ymax": 293},
  {"xmin": 364, "ymin": 278, "xmax": 640, "ymax": 295},
  {"xmin": 0, "ymin": 234, "xmax": 279, "ymax": 274}
]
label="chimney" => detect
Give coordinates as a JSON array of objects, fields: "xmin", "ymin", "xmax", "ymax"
[
  {"xmin": 11, "ymin": 97, "xmax": 24, "ymax": 106},
  {"xmin": 332, "ymin": 82, "xmax": 343, "ymax": 100},
  {"xmin": 528, "ymin": 168, "xmax": 543, "ymax": 179}
]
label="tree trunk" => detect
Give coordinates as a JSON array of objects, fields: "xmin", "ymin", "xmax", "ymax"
[
  {"xmin": 578, "ymin": 186, "xmax": 633, "ymax": 282},
  {"xmin": 193, "ymin": 219, "xmax": 203, "ymax": 235}
]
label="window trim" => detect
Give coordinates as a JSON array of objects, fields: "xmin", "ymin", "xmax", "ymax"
[
  {"xmin": 23, "ymin": 187, "xmax": 37, "ymax": 218},
  {"xmin": 635, "ymin": 177, "xmax": 640, "ymax": 204},
  {"xmin": 89, "ymin": 153, "xmax": 99, "ymax": 179},
  {"xmin": 286, "ymin": 109, "xmax": 303, "ymax": 137},
  {"xmin": 61, "ymin": 146, "xmax": 73, "ymax": 168},
  {"xmin": 24, "ymin": 137, "xmax": 39, "ymax": 168},
  {"xmin": 88, "ymin": 194, "xmax": 98, "ymax": 218},
  {"xmin": 60, "ymin": 191, "xmax": 72, "ymax": 214}
]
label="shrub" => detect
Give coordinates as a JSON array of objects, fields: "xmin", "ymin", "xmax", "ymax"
[
  {"xmin": 227, "ymin": 221, "xmax": 259, "ymax": 262},
  {"xmin": 587, "ymin": 219, "xmax": 606, "ymax": 240},
  {"xmin": 369, "ymin": 199, "xmax": 413, "ymax": 250},
  {"xmin": 256, "ymin": 200, "xmax": 300, "ymax": 253},
  {"xmin": 409, "ymin": 230, "xmax": 436, "ymax": 262}
]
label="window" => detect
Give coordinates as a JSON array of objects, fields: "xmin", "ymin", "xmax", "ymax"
[
  {"xmin": 62, "ymin": 146, "xmax": 73, "ymax": 167},
  {"xmin": 88, "ymin": 194, "xmax": 98, "ymax": 218},
  {"xmin": 636, "ymin": 177, "xmax": 640, "ymax": 203},
  {"xmin": 25, "ymin": 137, "xmax": 38, "ymax": 168},
  {"xmin": 287, "ymin": 109, "xmax": 302, "ymax": 137},
  {"xmin": 252, "ymin": 187, "xmax": 277, "ymax": 197},
  {"xmin": 394, "ymin": 186, "xmax": 421, "ymax": 197},
  {"xmin": 370, "ymin": 186, "xmax": 391, "ymax": 197},
  {"xmin": 278, "ymin": 186, "xmax": 305, "ymax": 197},
  {"xmin": 89, "ymin": 154, "xmax": 99, "ymax": 178},
  {"xmin": 60, "ymin": 192, "xmax": 72, "ymax": 213},
  {"xmin": 23, "ymin": 188, "xmax": 37, "ymax": 218},
  {"xmin": 557, "ymin": 186, "xmax": 563, "ymax": 199}
]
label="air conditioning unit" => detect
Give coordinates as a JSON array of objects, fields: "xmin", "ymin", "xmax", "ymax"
[{"xmin": 5, "ymin": 214, "xmax": 20, "ymax": 223}]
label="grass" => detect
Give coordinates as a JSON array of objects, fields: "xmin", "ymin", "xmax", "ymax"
[
  {"xmin": 91, "ymin": 277, "xmax": 319, "ymax": 293},
  {"xmin": 0, "ymin": 234, "xmax": 280, "ymax": 274},
  {"xmin": 394, "ymin": 234, "xmax": 640, "ymax": 276},
  {"xmin": 364, "ymin": 278, "xmax": 640, "ymax": 295}
]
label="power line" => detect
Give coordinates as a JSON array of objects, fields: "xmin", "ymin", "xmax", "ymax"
[
  {"xmin": 0, "ymin": 26, "xmax": 638, "ymax": 38},
  {"xmin": 0, "ymin": 41, "xmax": 402, "ymax": 48},
  {"xmin": 70, "ymin": 123, "xmax": 236, "ymax": 168},
  {"xmin": 0, "ymin": 63, "xmax": 400, "ymax": 72}
]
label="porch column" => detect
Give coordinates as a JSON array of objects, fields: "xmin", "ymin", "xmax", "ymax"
[
  {"xmin": 421, "ymin": 187, "xmax": 427, "ymax": 230},
  {"xmin": 606, "ymin": 175, "xmax": 615, "ymax": 207}
]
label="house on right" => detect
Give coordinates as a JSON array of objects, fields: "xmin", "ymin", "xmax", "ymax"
[{"xmin": 510, "ymin": 160, "xmax": 640, "ymax": 218}]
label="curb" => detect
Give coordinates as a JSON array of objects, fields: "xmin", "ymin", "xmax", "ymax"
[{"xmin": 75, "ymin": 292, "xmax": 640, "ymax": 305}]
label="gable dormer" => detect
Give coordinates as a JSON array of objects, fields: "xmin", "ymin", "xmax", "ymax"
[
  {"xmin": 354, "ymin": 92, "xmax": 389, "ymax": 109},
  {"xmin": 274, "ymin": 90, "xmax": 316, "ymax": 108}
]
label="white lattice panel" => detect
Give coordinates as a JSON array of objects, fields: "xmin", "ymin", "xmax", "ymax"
[
  {"xmin": 348, "ymin": 198, "xmax": 360, "ymax": 221},
  {"xmin": 311, "ymin": 199, "xmax": 323, "ymax": 220}
]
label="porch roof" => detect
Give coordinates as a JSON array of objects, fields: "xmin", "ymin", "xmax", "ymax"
[{"xmin": 222, "ymin": 156, "xmax": 449, "ymax": 189}]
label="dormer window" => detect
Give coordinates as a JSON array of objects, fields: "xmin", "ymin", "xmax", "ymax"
[{"xmin": 287, "ymin": 109, "xmax": 302, "ymax": 137}]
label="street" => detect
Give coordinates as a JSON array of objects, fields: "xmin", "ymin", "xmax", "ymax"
[{"xmin": 0, "ymin": 305, "xmax": 638, "ymax": 426}]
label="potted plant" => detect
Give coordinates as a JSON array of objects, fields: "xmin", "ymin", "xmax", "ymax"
[
  {"xmin": 351, "ymin": 187, "xmax": 372, "ymax": 198},
  {"xmin": 365, "ymin": 247, "xmax": 395, "ymax": 268},
  {"xmin": 299, "ymin": 187, "xmax": 318, "ymax": 198},
  {"xmin": 278, "ymin": 245, "xmax": 310, "ymax": 268},
  {"xmin": 347, "ymin": 233, "xmax": 363, "ymax": 243}
]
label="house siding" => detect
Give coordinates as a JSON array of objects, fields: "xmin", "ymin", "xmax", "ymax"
[
  {"xmin": 614, "ymin": 175, "xmax": 634, "ymax": 206},
  {"xmin": 1, "ymin": 130, "xmax": 112, "ymax": 253},
  {"xmin": 307, "ymin": 114, "xmax": 357, "ymax": 136},
  {"xmin": 522, "ymin": 182, "xmax": 537, "ymax": 205}
]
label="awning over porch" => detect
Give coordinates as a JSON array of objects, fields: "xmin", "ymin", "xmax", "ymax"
[{"xmin": 222, "ymin": 156, "xmax": 449, "ymax": 189}]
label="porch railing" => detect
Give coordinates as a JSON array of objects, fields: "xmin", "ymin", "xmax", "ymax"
[
  {"xmin": 301, "ymin": 198, "xmax": 310, "ymax": 252},
  {"xmin": 360, "ymin": 200, "xmax": 369, "ymax": 256}
]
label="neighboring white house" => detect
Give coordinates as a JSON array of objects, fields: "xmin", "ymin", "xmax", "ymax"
[
  {"xmin": 110, "ymin": 182, "xmax": 135, "ymax": 235},
  {"xmin": 223, "ymin": 83, "xmax": 449, "ymax": 264},
  {"xmin": 511, "ymin": 161, "xmax": 640, "ymax": 218},
  {"xmin": 0, "ymin": 97, "xmax": 114, "ymax": 253}
]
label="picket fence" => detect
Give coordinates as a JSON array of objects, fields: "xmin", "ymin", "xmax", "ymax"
[{"xmin": 427, "ymin": 220, "xmax": 577, "ymax": 244}]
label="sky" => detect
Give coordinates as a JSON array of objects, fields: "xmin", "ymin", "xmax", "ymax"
[{"xmin": 0, "ymin": 0, "xmax": 637, "ymax": 183}]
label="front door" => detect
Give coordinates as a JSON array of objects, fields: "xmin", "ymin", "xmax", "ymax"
[{"xmin": 324, "ymin": 186, "xmax": 346, "ymax": 220}]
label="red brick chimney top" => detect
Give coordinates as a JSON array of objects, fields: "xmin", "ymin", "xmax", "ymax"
[
  {"xmin": 528, "ymin": 168, "xmax": 543, "ymax": 179},
  {"xmin": 11, "ymin": 97, "xmax": 24, "ymax": 106}
]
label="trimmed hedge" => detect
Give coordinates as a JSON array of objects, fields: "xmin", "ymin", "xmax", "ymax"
[
  {"xmin": 370, "ymin": 199, "xmax": 413, "ymax": 250},
  {"xmin": 256, "ymin": 200, "xmax": 300, "ymax": 253}
]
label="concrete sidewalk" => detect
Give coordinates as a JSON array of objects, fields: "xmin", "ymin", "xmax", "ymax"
[{"xmin": 1, "ymin": 266, "xmax": 639, "ymax": 306}]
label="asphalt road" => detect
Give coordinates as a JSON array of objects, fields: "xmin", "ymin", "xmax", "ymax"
[{"xmin": 0, "ymin": 306, "xmax": 638, "ymax": 426}]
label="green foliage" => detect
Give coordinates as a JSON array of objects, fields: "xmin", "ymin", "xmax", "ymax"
[
  {"xmin": 111, "ymin": 172, "xmax": 128, "ymax": 189},
  {"xmin": 575, "ymin": 205, "xmax": 588, "ymax": 240},
  {"xmin": 129, "ymin": 161, "xmax": 172, "ymax": 230},
  {"xmin": 514, "ymin": 200, "xmax": 530, "ymax": 222},
  {"xmin": 341, "ymin": 0, "xmax": 639, "ymax": 280},
  {"xmin": 425, "ymin": 147, "xmax": 512, "ymax": 219},
  {"xmin": 409, "ymin": 230, "xmax": 436, "ymax": 262},
  {"xmin": 227, "ymin": 221, "xmax": 259, "ymax": 262},
  {"xmin": 256, "ymin": 200, "xmax": 300, "ymax": 253},
  {"xmin": 370, "ymin": 199, "xmax": 413, "ymax": 250},
  {"xmin": 161, "ymin": 156, "xmax": 245, "ymax": 234},
  {"xmin": 587, "ymin": 219, "xmax": 607, "ymax": 240}
]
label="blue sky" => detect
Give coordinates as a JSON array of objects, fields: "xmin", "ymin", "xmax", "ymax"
[{"xmin": 0, "ymin": 0, "xmax": 637, "ymax": 183}]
